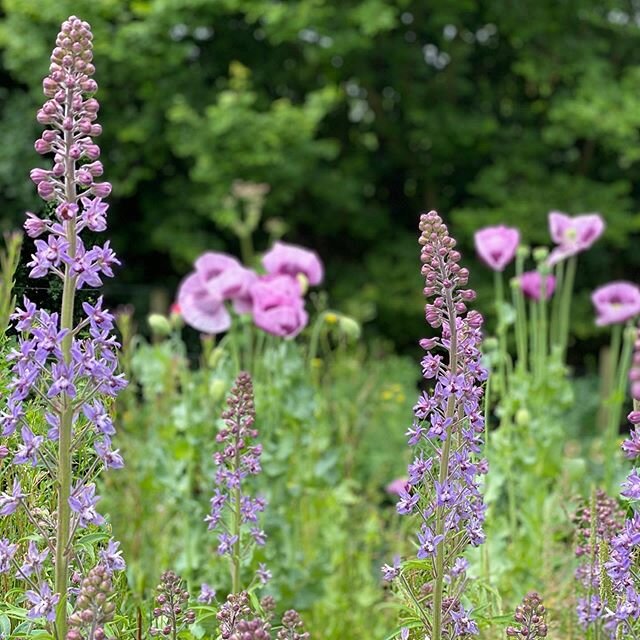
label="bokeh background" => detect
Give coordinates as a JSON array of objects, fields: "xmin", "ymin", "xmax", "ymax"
[{"xmin": 1, "ymin": 0, "xmax": 640, "ymax": 352}]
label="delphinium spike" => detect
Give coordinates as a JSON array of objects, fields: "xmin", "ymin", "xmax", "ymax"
[
  {"xmin": 384, "ymin": 211, "xmax": 488, "ymax": 639},
  {"xmin": 0, "ymin": 16, "xmax": 126, "ymax": 639}
]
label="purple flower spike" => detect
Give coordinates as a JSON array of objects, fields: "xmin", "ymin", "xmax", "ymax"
[
  {"xmin": 519, "ymin": 271, "xmax": 556, "ymax": 301},
  {"xmin": 548, "ymin": 211, "xmax": 605, "ymax": 265},
  {"xmin": 262, "ymin": 241, "xmax": 324, "ymax": 286},
  {"xmin": 591, "ymin": 281, "xmax": 640, "ymax": 326},
  {"xmin": 387, "ymin": 211, "xmax": 486, "ymax": 637},
  {"xmin": 474, "ymin": 225, "xmax": 520, "ymax": 271},
  {"xmin": 1, "ymin": 17, "xmax": 127, "ymax": 636}
]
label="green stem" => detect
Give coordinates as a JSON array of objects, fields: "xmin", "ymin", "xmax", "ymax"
[
  {"xmin": 239, "ymin": 232, "xmax": 254, "ymax": 266},
  {"xmin": 513, "ymin": 256, "xmax": 528, "ymax": 373},
  {"xmin": 308, "ymin": 312, "xmax": 327, "ymax": 365},
  {"xmin": 559, "ymin": 256, "xmax": 577, "ymax": 361},
  {"xmin": 431, "ymin": 290, "xmax": 458, "ymax": 640},
  {"xmin": 529, "ymin": 300, "xmax": 539, "ymax": 381},
  {"xmin": 231, "ymin": 421, "xmax": 242, "ymax": 593},
  {"xmin": 494, "ymin": 271, "xmax": 508, "ymax": 395},
  {"xmin": 539, "ymin": 275, "xmax": 549, "ymax": 367},
  {"xmin": 605, "ymin": 323, "xmax": 633, "ymax": 486},
  {"xmin": 550, "ymin": 260, "xmax": 564, "ymax": 349},
  {"xmin": 55, "ymin": 87, "xmax": 78, "ymax": 640}
]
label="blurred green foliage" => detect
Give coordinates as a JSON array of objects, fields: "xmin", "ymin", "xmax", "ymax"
[
  {"xmin": 102, "ymin": 314, "xmax": 417, "ymax": 639},
  {"xmin": 1, "ymin": 0, "xmax": 640, "ymax": 348}
]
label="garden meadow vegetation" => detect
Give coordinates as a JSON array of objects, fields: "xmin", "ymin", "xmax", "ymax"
[{"xmin": 1, "ymin": 12, "xmax": 640, "ymax": 640}]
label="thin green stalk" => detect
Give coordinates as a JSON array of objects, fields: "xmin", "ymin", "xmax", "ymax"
[
  {"xmin": 513, "ymin": 271, "xmax": 528, "ymax": 373},
  {"xmin": 494, "ymin": 271, "xmax": 508, "ymax": 395},
  {"xmin": 231, "ymin": 422, "xmax": 242, "ymax": 593},
  {"xmin": 550, "ymin": 260, "xmax": 564, "ymax": 349},
  {"xmin": 238, "ymin": 232, "xmax": 254, "ymax": 266},
  {"xmin": 431, "ymin": 291, "xmax": 458, "ymax": 640},
  {"xmin": 559, "ymin": 256, "xmax": 577, "ymax": 361},
  {"xmin": 529, "ymin": 300, "xmax": 539, "ymax": 381},
  {"xmin": 604, "ymin": 324, "xmax": 633, "ymax": 485},
  {"xmin": 55, "ymin": 88, "xmax": 78, "ymax": 640}
]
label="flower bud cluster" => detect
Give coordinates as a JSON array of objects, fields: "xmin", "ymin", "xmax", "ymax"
[
  {"xmin": 506, "ymin": 592, "xmax": 548, "ymax": 639},
  {"xmin": 229, "ymin": 618, "xmax": 271, "ymax": 640},
  {"xmin": 389, "ymin": 211, "xmax": 487, "ymax": 637},
  {"xmin": 149, "ymin": 571, "xmax": 195, "ymax": 637},
  {"xmin": 31, "ymin": 16, "xmax": 109, "ymax": 203},
  {"xmin": 217, "ymin": 592, "xmax": 252, "ymax": 639},
  {"xmin": 66, "ymin": 564, "xmax": 116, "ymax": 640},
  {"xmin": 206, "ymin": 372, "xmax": 267, "ymax": 555},
  {"xmin": 276, "ymin": 610, "xmax": 310, "ymax": 640}
]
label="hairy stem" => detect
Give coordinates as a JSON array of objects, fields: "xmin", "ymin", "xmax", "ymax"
[
  {"xmin": 55, "ymin": 86, "xmax": 78, "ymax": 640},
  {"xmin": 432, "ymin": 289, "xmax": 458, "ymax": 640}
]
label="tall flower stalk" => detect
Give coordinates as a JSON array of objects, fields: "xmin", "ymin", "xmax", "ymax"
[
  {"xmin": 205, "ymin": 372, "xmax": 267, "ymax": 594},
  {"xmin": 602, "ymin": 324, "xmax": 640, "ymax": 636},
  {"xmin": 0, "ymin": 16, "xmax": 125, "ymax": 639},
  {"xmin": 387, "ymin": 211, "xmax": 487, "ymax": 639}
]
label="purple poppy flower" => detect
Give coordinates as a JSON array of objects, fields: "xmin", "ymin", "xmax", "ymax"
[
  {"xmin": 591, "ymin": 281, "xmax": 640, "ymax": 326},
  {"xmin": 474, "ymin": 225, "xmax": 520, "ymax": 271},
  {"xmin": 194, "ymin": 252, "xmax": 257, "ymax": 313},
  {"xmin": 250, "ymin": 274, "xmax": 308, "ymax": 338},
  {"xmin": 177, "ymin": 271, "xmax": 230, "ymax": 334},
  {"xmin": 262, "ymin": 241, "xmax": 324, "ymax": 286},
  {"xmin": 548, "ymin": 211, "xmax": 605, "ymax": 265},
  {"xmin": 519, "ymin": 271, "xmax": 556, "ymax": 301}
]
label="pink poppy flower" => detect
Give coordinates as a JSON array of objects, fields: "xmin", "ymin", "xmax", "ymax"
[
  {"xmin": 262, "ymin": 241, "xmax": 324, "ymax": 286},
  {"xmin": 386, "ymin": 477, "xmax": 409, "ymax": 496},
  {"xmin": 591, "ymin": 281, "xmax": 640, "ymax": 326},
  {"xmin": 474, "ymin": 226, "xmax": 520, "ymax": 271},
  {"xmin": 519, "ymin": 271, "xmax": 556, "ymax": 301},
  {"xmin": 250, "ymin": 274, "xmax": 308, "ymax": 338},
  {"xmin": 194, "ymin": 252, "xmax": 257, "ymax": 312},
  {"xmin": 548, "ymin": 211, "xmax": 605, "ymax": 265},
  {"xmin": 177, "ymin": 272, "xmax": 230, "ymax": 334}
]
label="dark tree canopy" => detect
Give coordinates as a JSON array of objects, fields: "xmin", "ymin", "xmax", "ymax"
[{"xmin": 1, "ymin": 0, "xmax": 639, "ymax": 348}]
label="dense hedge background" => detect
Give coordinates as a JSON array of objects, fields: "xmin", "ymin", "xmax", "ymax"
[{"xmin": 1, "ymin": 0, "xmax": 639, "ymax": 350}]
